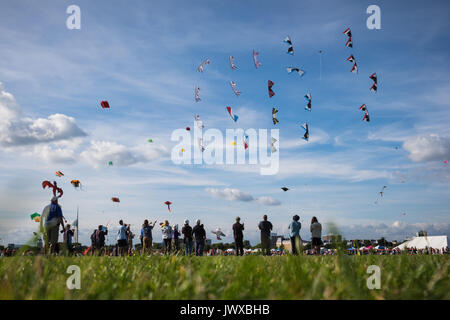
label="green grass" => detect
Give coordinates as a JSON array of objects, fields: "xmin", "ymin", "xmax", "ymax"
[{"xmin": 0, "ymin": 255, "xmax": 449, "ymax": 299}]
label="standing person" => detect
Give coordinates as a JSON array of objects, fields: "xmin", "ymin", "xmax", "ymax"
[
  {"xmin": 233, "ymin": 217, "xmax": 245, "ymax": 256},
  {"xmin": 95, "ymin": 225, "xmax": 108, "ymax": 255},
  {"xmin": 193, "ymin": 219, "xmax": 206, "ymax": 256},
  {"xmin": 173, "ymin": 225, "xmax": 180, "ymax": 253},
  {"xmin": 310, "ymin": 216, "xmax": 322, "ymax": 255},
  {"xmin": 42, "ymin": 196, "xmax": 65, "ymax": 255},
  {"xmin": 127, "ymin": 225, "xmax": 134, "ymax": 256},
  {"xmin": 141, "ymin": 219, "xmax": 155, "ymax": 255},
  {"xmin": 90, "ymin": 229, "xmax": 97, "ymax": 255},
  {"xmin": 117, "ymin": 220, "xmax": 128, "ymax": 256},
  {"xmin": 288, "ymin": 215, "xmax": 302, "ymax": 255},
  {"xmin": 258, "ymin": 215, "xmax": 273, "ymax": 256},
  {"xmin": 182, "ymin": 220, "xmax": 193, "ymax": 255},
  {"xmin": 62, "ymin": 224, "xmax": 74, "ymax": 255},
  {"xmin": 161, "ymin": 221, "xmax": 172, "ymax": 254}
]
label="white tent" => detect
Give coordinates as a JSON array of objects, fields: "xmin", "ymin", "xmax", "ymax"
[{"xmin": 394, "ymin": 236, "xmax": 448, "ymax": 250}]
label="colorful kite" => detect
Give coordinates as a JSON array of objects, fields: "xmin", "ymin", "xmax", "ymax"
[
  {"xmin": 71, "ymin": 180, "xmax": 81, "ymax": 188},
  {"xmin": 42, "ymin": 180, "xmax": 63, "ymax": 198},
  {"xmin": 343, "ymin": 28, "xmax": 353, "ymax": 48},
  {"xmin": 211, "ymin": 228, "xmax": 226, "ymax": 240},
  {"xmin": 347, "ymin": 55, "xmax": 358, "ymax": 73},
  {"xmin": 100, "ymin": 101, "xmax": 110, "ymax": 109},
  {"xmin": 230, "ymin": 81, "xmax": 241, "ymax": 96},
  {"xmin": 186, "ymin": 127, "xmax": 191, "ymax": 131},
  {"xmin": 375, "ymin": 186, "xmax": 387, "ymax": 204},
  {"xmin": 197, "ymin": 58, "xmax": 210, "ymax": 73},
  {"xmin": 111, "ymin": 197, "xmax": 120, "ymax": 203},
  {"xmin": 181, "ymin": 148, "xmax": 185, "ymax": 152},
  {"xmin": 253, "ymin": 50, "xmax": 262, "ymax": 69},
  {"xmin": 30, "ymin": 212, "xmax": 41, "ymax": 222},
  {"xmin": 284, "ymin": 36, "xmax": 294, "ymax": 55},
  {"xmin": 369, "ymin": 73, "xmax": 378, "ymax": 92},
  {"xmin": 195, "ymin": 115, "xmax": 204, "ymax": 130},
  {"xmin": 108, "ymin": 161, "xmax": 113, "ymax": 166},
  {"xmin": 281, "ymin": 187, "xmax": 289, "ymax": 192},
  {"xmin": 268, "ymin": 80, "xmax": 275, "ymax": 98},
  {"xmin": 148, "ymin": 139, "xmax": 153, "ymax": 143},
  {"xmin": 195, "ymin": 86, "xmax": 201, "ymax": 102},
  {"xmin": 286, "ymin": 67, "xmax": 305, "ymax": 77},
  {"xmin": 305, "ymin": 94, "xmax": 312, "ymax": 112},
  {"xmin": 271, "ymin": 137, "xmax": 277, "ymax": 153},
  {"xmin": 55, "ymin": 171, "xmax": 64, "ymax": 177},
  {"xmin": 164, "ymin": 201, "xmax": 172, "ymax": 212},
  {"xmin": 360, "ymin": 104, "xmax": 370, "ymax": 122},
  {"xmin": 301, "ymin": 122, "xmax": 309, "ymax": 141},
  {"xmin": 272, "ymin": 108, "xmax": 279, "ymax": 125},
  {"xmin": 226, "ymin": 106, "xmax": 239, "ymax": 122},
  {"xmin": 229, "ymin": 56, "xmax": 237, "ymax": 70},
  {"xmin": 244, "ymin": 135, "xmax": 249, "ymax": 150}
]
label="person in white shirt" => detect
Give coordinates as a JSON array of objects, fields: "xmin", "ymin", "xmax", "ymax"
[
  {"xmin": 117, "ymin": 220, "xmax": 128, "ymax": 256},
  {"xmin": 310, "ymin": 216, "xmax": 322, "ymax": 255},
  {"xmin": 161, "ymin": 220, "xmax": 173, "ymax": 254}
]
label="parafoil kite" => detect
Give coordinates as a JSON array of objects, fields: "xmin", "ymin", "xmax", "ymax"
[
  {"xmin": 111, "ymin": 197, "xmax": 120, "ymax": 203},
  {"xmin": 100, "ymin": 101, "xmax": 110, "ymax": 109},
  {"xmin": 343, "ymin": 28, "xmax": 353, "ymax": 48},
  {"xmin": 271, "ymin": 137, "xmax": 278, "ymax": 153},
  {"xmin": 148, "ymin": 139, "xmax": 153, "ymax": 143},
  {"xmin": 284, "ymin": 36, "xmax": 294, "ymax": 55},
  {"xmin": 305, "ymin": 94, "xmax": 312, "ymax": 112},
  {"xmin": 42, "ymin": 180, "xmax": 63, "ymax": 198},
  {"xmin": 195, "ymin": 115, "xmax": 204, "ymax": 130},
  {"xmin": 55, "ymin": 171, "xmax": 64, "ymax": 177},
  {"xmin": 30, "ymin": 212, "xmax": 41, "ymax": 222},
  {"xmin": 347, "ymin": 55, "xmax": 358, "ymax": 73},
  {"xmin": 71, "ymin": 180, "xmax": 81, "ymax": 189},
  {"xmin": 186, "ymin": 127, "xmax": 191, "ymax": 131},
  {"xmin": 244, "ymin": 135, "xmax": 249, "ymax": 150},
  {"xmin": 360, "ymin": 104, "xmax": 370, "ymax": 122},
  {"xmin": 369, "ymin": 73, "xmax": 378, "ymax": 92},
  {"xmin": 181, "ymin": 148, "xmax": 185, "ymax": 152},
  {"xmin": 268, "ymin": 80, "xmax": 275, "ymax": 98},
  {"xmin": 229, "ymin": 56, "xmax": 237, "ymax": 70},
  {"xmin": 195, "ymin": 86, "xmax": 201, "ymax": 102},
  {"xmin": 226, "ymin": 106, "xmax": 239, "ymax": 122},
  {"xmin": 108, "ymin": 161, "xmax": 113, "ymax": 166},
  {"xmin": 197, "ymin": 58, "xmax": 210, "ymax": 73},
  {"xmin": 211, "ymin": 228, "xmax": 226, "ymax": 240},
  {"xmin": 230, "ymin": 81, "xmax": 241, "ymax": 96},
  {"xmin": 301, "ymin": 122, "xmax": 309, "ymax": 141},
  {"xmin": 286, "ymin": 67, "xmax": 305, "ymax": 77},
  {"xmin": 272, "ymin": 108, "xmax": 279, "ymax": 125},
  {"xmin": 164, "ymin": 201, "xmax": 172, "ymax": 212},
  {"xmin": 253, "ymin": 50, "xmax": 262, "ymax": 69},
  {"xmin": 281, "ymin": 187, "xmax": 289, "ymax": 192}
]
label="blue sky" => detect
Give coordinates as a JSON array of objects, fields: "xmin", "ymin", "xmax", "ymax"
[{"xmin": 0, "ymin": 0, "xmax": 449, "ymax": 246}]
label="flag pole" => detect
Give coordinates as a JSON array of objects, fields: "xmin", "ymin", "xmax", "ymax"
[{"xmin": 76, "ymin": 205, "xmax": 79, "ymax": 244}]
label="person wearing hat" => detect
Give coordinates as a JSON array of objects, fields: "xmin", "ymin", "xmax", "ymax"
[
  {"xmin": 288, "ymin": 215, "xmax": 302, "ymax": 255},
  {"xmin": 182, "ymin": 220, "xmax": 193, "ymax": 255},
  {"xmin": 192, "ymin": 219, "xmax": 206, "ymax": 256},
  {"xmin": 233, "ymin": 217, "xmax": 245, "ymax": 256},
  {"xmin": 42, "ymin": 196, "xmax": 65, "ymax": 255}
]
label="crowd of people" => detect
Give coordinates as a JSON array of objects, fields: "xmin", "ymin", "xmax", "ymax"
[{"xmin": 2, "ymin": 197, "xmax": 448, "ymax": 257}]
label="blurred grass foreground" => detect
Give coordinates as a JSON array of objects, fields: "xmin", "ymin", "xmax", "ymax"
[{"xmin": 0, "ymin": 255, "xmax": 449, "ymax": 300}]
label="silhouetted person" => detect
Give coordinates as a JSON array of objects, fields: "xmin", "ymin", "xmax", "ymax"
[
  {"xmin": 258, "ymin": 215, "xmax": 273, "ymax": 256},
  {"xmin": 233, "ymin": 217, "xmax": 245, "ymax": 256}
]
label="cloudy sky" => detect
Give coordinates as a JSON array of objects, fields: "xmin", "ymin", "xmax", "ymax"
[{"xmin": 0, "ymin": 0, "xmax": 449, "ymax": 246}]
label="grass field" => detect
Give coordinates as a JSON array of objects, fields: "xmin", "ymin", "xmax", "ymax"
[{"xmin": 0, "ymin": 254, "xmax": 449, "ymax": 300}]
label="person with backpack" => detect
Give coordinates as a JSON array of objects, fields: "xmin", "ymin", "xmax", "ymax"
[
  {"xmin": 193, "ymin": 219, "xmax": 206, "ymax": 256},
  {"xmin": 233, "ymin": 217, "xmax": 245, "ymax": 256},
  {"xmin": 161, "ymin": 220, "xmax": 172, "ymax": 254},
  {"xmin": 182, "ymin": 220, "xmax": 193, "ymax": 255},
  {"xmin": 288, "ymin": 215, "xmax": 301, "ymax": 255},
  {"xmin": 42, "ymin": 196, "xmax": 65, "ymax": 255},
  {"xmin": 95, "ymin": 225, "xmax": 108, "ymax": 255}
]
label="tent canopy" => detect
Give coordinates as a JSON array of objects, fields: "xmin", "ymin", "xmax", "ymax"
[{"xmin": 394, "ymin": 236, "xmax": 448, "ymax": 250}]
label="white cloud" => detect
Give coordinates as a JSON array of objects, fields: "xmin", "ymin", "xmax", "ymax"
[
  {"xmin": 0, "ymin": 83, "xmax": 86, "ymax": 147},
  {"xmin": 80, "ymin": 140, "xmax": 168, "ymax": 167},
  {"xmin": 205, "ymin": 188, "xmax": 280, "ymax": 206},
  {"xmin": 403, "ymin": 134, "xmax": 450, "ymax": 162}
]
